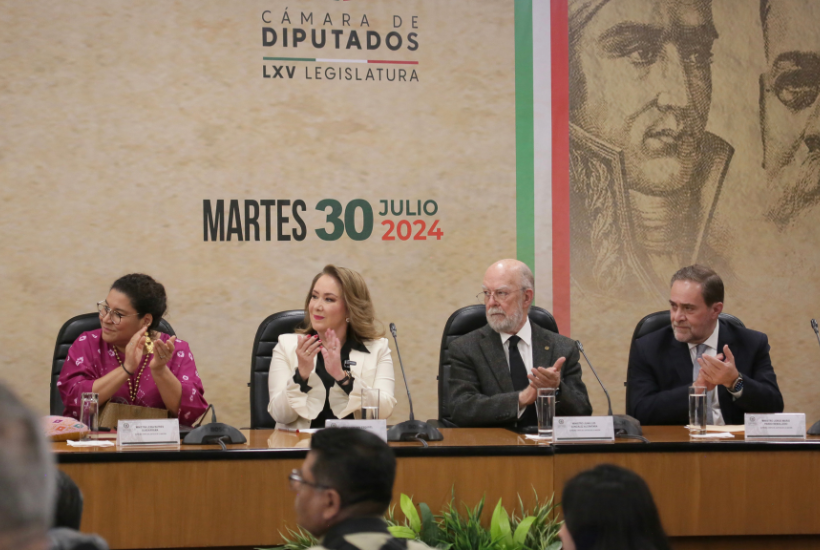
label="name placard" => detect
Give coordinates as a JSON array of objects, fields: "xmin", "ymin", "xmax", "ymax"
[
  {"xmin": 325, "ymin": 419, "xmax": 388, "ymax": 441},
  {"xmin": 116, "ymin": 419, "xmax": 180, "ymax": 446},
  {"xmin": 745, "ymin": 413, "xmax": 806, "ymax": 440},
  {"xmin": 554, "ymin": 416, "xmax": 615, "ymax": 443}
]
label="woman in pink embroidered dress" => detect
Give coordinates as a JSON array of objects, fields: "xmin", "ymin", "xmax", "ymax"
[{"xmin": 57, "ymin": 274, "xmax": 208, "ymax": 426}]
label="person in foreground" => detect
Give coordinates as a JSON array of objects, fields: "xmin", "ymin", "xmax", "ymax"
[
  {"xmin": 58, "ymin": 273, "xmax": 208, "ymax": 426},
  {"xmin": 269, "ymin": 265, "xmax": 396, "ymax": 429},
  {"xmin": 291, "ymin": 427, "xmax": 431, "ymax": 550},
  {"xmin": 627, "ymin": 265, "xmax": 784, "ymax": 425},
  {"xmin": 448, "ymin": 259, "xmax": 591, "ymax": 428},
  {"xmin": 559, "ymin": 464, "xmax": 670, "ymax": 550}
]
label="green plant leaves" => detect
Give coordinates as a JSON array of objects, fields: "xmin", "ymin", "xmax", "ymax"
[
  {"xmin": 388, "ymin": 525, "xmax": 419, "ymax": 539},
  {"xmin": 512, "ymin": 517, "xmax": 536, "ymax": 546},
  {"xmin": 401, "ymin": 493, "xmax": 422, "ymax": 533}
]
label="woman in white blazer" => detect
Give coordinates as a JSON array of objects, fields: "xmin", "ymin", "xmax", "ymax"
[{"xmin": 268, "ymin": 265, "xmax": 397, "ymax": 429}]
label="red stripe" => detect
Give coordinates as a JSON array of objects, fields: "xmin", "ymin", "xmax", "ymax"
[
  {"xmin": 551, "ymin": 0, "xmax": 571, "ymax": 335},
  {"xmin": 367, "ymin": 60, "xmax": 418, "ymax": 65}
]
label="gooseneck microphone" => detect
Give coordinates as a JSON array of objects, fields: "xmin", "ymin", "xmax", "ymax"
[
  {"xmin": 807, "ymin": 320, "xmax": 820, "ymax": 435},
  {"xmin": 575, "ymin": 340, "xmax": 646, "ymax": 440},
  {"xmin": 386, "ymin": 323, "xmax": 444, "ymax": 443}
]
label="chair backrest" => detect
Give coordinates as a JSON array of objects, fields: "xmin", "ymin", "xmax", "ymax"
[
  {"xmin": 249, "ymin": 310, "xmax": 306, "ymax": 429},
  {"xmin": 437, "ymin": 304, "xmax": 559, "ymax": 425},
  {"xmin": 626, "ymin": 310, "xmax": 746, "ymax": 412},
  {"xmin": 51, "ymin": 313, "xmax": 176, "ymax": 415}
]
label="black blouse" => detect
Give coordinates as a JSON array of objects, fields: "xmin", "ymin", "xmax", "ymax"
[{"xmin": 292, "ymin": 336, "xmax": 370, "ymax": 428}]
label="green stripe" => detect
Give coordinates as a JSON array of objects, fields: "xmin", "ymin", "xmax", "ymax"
[
  {"xmin": 514, "ymin": 0, "xmax": 535, "ymax": 273},
  {"xmin": 263, "ymin": 57, "xmax": 316, "ymax": 62}
]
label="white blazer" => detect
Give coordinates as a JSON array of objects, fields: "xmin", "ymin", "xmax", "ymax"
[{"xmin": 268, "ymin": 334, "xmax": 397, "ymax": 429}]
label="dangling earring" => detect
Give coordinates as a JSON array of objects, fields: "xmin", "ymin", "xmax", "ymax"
[
  {"xmin": 346, "ymin": 318, "xmax": 350, "ymax": 323},
  {"xmin": 144, "ymin": 330, "xmax": 154, "ymax": 355}
]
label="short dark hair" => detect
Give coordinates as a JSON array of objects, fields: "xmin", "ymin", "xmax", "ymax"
[
  {"xmin": 111, "ymin": 273, "xmax": 167, "ymax": 332},
  {"xmin": 53, "ymin": 471, "xmax": 83, "ymax": 530},
  {"xmin": 670, "ymin": 265, "xmax": 724, "ymax": 306},
  {"xmin": 309, "ymin": 428, "xmax": 395, "ymax": 512},
  {"xmin": 0, "ymin": 383, "xmax": 56, "ymax": 539},
  {"xmin": 562, "ymin": 464, "xmax": 670, "ymax": 550}
]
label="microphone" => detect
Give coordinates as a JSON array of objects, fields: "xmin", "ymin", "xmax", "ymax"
[
  {"xmin": 575, "ymin": 340, "xmax": 644, "ymax": 438},
  {"xmin": 807, "ymin": 320, "xmax": 820, "ymax": 435},
  {"xmin": 182, "ymin": 405, "xmax": 246, "ymax": 449},
  {"xmin": 386, "ymin": 323, "xmax": 443, "ymax": 443}
]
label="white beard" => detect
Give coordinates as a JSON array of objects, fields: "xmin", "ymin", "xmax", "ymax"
[{"xmin": 486, "ymin": 303, "xmax": 525, "ymax": 334}]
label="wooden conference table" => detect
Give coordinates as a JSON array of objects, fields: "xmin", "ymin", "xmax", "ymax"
[{"xmin": 55, "ymin": 427, "xmax": 820, "ymax": 550}]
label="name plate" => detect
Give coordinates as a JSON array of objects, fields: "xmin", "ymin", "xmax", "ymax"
[
  {"xmin": 554, "ymin": 416, "xmax": 615, "ymax": 443},
  {"xmin": 116, "ymin": 419, "xmax": 180, "ymax": 446},
  {"xmin": 745, "ymin": 413, "xmax": 806, "ymax": 440},
  {"xmin": 325, "ymin": 419, "xmax": 388, "ymax": 442}
]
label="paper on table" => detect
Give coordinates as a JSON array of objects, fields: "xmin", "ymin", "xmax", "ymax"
[
  {"xmin": 66, "ymin": 440, "xmax": 115, "ymax": 447},
  {"xmin": 685, "ymin": 425, "xmax": 745, "ymax": 433},
  {"xmin": 689, "ymin": 432, "xmax": 735, "ymax": 439},
  {"xmin": 524, "ymin": 434, "xmax": 552, "ymax": 441}
]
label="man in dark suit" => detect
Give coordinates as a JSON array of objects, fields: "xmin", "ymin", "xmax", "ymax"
[
  {"xmin": 448, "ymin": 259, "xmax": 592, "ymax": 428},
  {"xmin": 627, "ymin": 265, "xmax": 784, "ymax": 425}
]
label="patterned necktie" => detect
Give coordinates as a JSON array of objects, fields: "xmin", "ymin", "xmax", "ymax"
[
  {"xmin": 508, "ymin": 335, "xmax": 537, "ymax": 426},
  {"xmin": 693, "ymin": 344, "xmax": 714, "ymax": 424}
]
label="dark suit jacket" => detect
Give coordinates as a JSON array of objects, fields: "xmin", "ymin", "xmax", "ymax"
[
  {"xmin": 448, "ymin": 323, "xmax": 592, "ymax": 427},
  {"xmin": 626, "ymin": 320, "xmax": 784, "ymax": 425}
]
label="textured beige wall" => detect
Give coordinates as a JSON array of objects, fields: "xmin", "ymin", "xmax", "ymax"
[
  {"xmin": 0, "ymin": 1, "xmax": 516, "ymax": 427},
  {"xmin": 569, "ymin": 1, "xmax": 820, "ymax": 424}
]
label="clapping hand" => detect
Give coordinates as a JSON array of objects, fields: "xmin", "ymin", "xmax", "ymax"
[
  {"xmin": 296, "ymin": 334, "xmax": 322, "ymax": 379},
  {"xmin": 320, "ymin": 328, "xmax": 344, "ymax": 380},
  {"xmin": 149, "ymin": 336, "xmax": 177, "ymax": 371},
  {"xmin": 528, "ymin": 357, "xmax": 565, "ymax": 390},
  {"xmin": 698, "ymin": 345, "xmax": 739, "ymax": 388}
]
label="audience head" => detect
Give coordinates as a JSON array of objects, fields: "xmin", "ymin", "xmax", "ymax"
[
  {"xmin": 0, "ymin": 383, "xmax": 56, "ymax": 550},
  {"xmin": 668, "ymin": 265, "xmax": 724, "ymax": 344},
  {"xmin": 298, "ymin": 265, "xmax": 383, "ymax": 342},
  {"xmin": 291, "ymin": 428, "xmax": 395, "ymax": 537},
  {"xmin": 481, "ymin": 259, "xmax": 534, "ymax": 334},
  {"xmin": 100, "ymin": 273, "xmax": 167, "ymax": 349},
  {"xmin": 53, "ymin": 471, "xmax": 83, "ymax": 531},
  {"xmin": 560, "ymin": 464, "xmax": 669, "ymax": 550}
]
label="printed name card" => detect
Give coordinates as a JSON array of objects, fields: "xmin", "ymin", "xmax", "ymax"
[
  {"xmin": 554, "ymin": 416, "xmax": 615, "ymax": 443},
  {"xmin": 745, "ymin": 413, "xmax": 806, "ymax": 440},
  {"xmin": 116, "ymin": 419, "xmax": 180, "ymax": 446},
  {"xmin": 325, "ymin": 419, "xmax": 388, "ymax": 441}
]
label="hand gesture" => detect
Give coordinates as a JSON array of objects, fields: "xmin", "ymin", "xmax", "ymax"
[
  {"xmin": 123, "ymin": 327, "xmax": 148, "ymax": 374},
  {"xmin": 698, "ymin": 345, "xmax": 739, "ymax": 388},
  {"xmin": 149, "ymin": 336, "xmax": 177, "ymax": 371},
  {"xmin": 296, "ymin": 334, "xmax": 322, "ymax": 380},
  {"xmin": 320, "ymin": 328, "xmax": 344, "ymax": 381},
  {"xmin": 528, "ymin": 357, "xmax": 565, "ymax": 390}
]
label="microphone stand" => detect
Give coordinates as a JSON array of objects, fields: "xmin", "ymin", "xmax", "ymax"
[
  {"xmin": 576, "ymin": 341, "xmax": 645, "ymax": 440},
  {"xmin": 386, "ymin": 323, "xmax": 443, "ymax": 443},
  {"xmin": 808, "ymin": 320, "xmax": 820, "ymax": 435}
]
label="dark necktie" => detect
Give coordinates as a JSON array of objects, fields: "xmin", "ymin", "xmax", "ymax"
[{"xmin": 508, "ymin": 335, "xmax": 537, "ymax": 426}]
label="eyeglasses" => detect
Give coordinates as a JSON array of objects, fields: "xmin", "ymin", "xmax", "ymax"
[
  {"xmin": 97, "ymin": 301, "xmax": 140, "ymax": 326},
  {"xmin": 476, "ymin": 288, "xmax": 525, "ymax": 303},
  {"xmin": 288, "ymin": 469, "xmax": 331, "ymax": 492}
]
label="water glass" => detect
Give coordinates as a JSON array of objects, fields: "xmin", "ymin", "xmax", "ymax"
[
  {"xmin": 689, "ymin": 386, "xmax": 707, "ymax": 436},
  {"xmin": 361, "ymin": 388, "xmax": 380, "ymax": 420},
  {"xmin": 80, "ymin": 392, "xmax": 100, "ymax": 440},
  {"xmin": 536, "ymin": 388, "xmax": 556, "ymax": 440}
]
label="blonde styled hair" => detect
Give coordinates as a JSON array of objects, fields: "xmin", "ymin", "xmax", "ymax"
[{"xmin": 296, "ymin": 265, "xmax": 384, "ymax": 341}]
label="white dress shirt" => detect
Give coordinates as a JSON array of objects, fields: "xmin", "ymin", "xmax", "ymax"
[{"xmin": 688, "ymin": 322, "xmax": 743, "ymax": 426}]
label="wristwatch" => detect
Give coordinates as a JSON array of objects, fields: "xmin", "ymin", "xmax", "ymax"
[
  {"xmin": 729, "ymin": 374, "xmax": 744, "ymax": 393},
  {"xmin": 339, "ymin": 371, "xmax": 354, "ymax": 387}
]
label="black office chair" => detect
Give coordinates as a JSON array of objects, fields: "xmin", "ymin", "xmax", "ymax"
[
  {"xmin": 626, "ymin": 310, "xmax": 746, "ymax": 412},
  {"xmin": 248, "ymin": 310, "xmax": 305, "ymax": 429},
  {"xmin": 51, "ymin": 313, "xmax": 176, "ymax": 416},
  {"xmin": 435, "ymin": 304, "xmax": 559, "ymax": 427}
]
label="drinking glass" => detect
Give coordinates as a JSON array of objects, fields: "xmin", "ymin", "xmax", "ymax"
[
  {"xmin": 361, "ymin": 388, "xmax": 380, "ymax": 420},
  {"xmin": 689, "ymin": 386, "xmax": 707, "ymax": 436},
  {"xmin": 80, "ymin": 392, "xmax": 100, "ymax": 440},
  {"xmin": 536, "ymin": 388, "xmax": 556, "ymax": 441}
]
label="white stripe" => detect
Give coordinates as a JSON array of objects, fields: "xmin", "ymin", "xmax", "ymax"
[
  {"xmin": 532, "ymin": 2, "xmax": 552, "ymax": 310},
  {"xmin": 315, "ymin": 58, "xmax": 367, "ymax": 64}
]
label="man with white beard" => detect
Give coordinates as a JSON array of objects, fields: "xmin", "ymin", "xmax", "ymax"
[{"xmin": 448, "ymin": 260, "xmax": 592, "ymax": 428}]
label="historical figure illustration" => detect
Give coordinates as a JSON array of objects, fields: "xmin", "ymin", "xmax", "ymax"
[{"xmin": 568, "ymin": 0, "xmax": 733, "ymax": 300}]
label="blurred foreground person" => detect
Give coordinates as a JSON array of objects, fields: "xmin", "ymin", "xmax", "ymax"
[
  {"xmin": 289, "ymin": 428, "xmax": 431, "ymax": 550},
  {"xmin": 559, "ymin": 464, "xmax": 670, "ymax": 550}
]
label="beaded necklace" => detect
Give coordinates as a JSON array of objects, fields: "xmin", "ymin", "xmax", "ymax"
[{"xmin": 113, "ymin": 349, "xmax": 150, "ymax": 403}]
